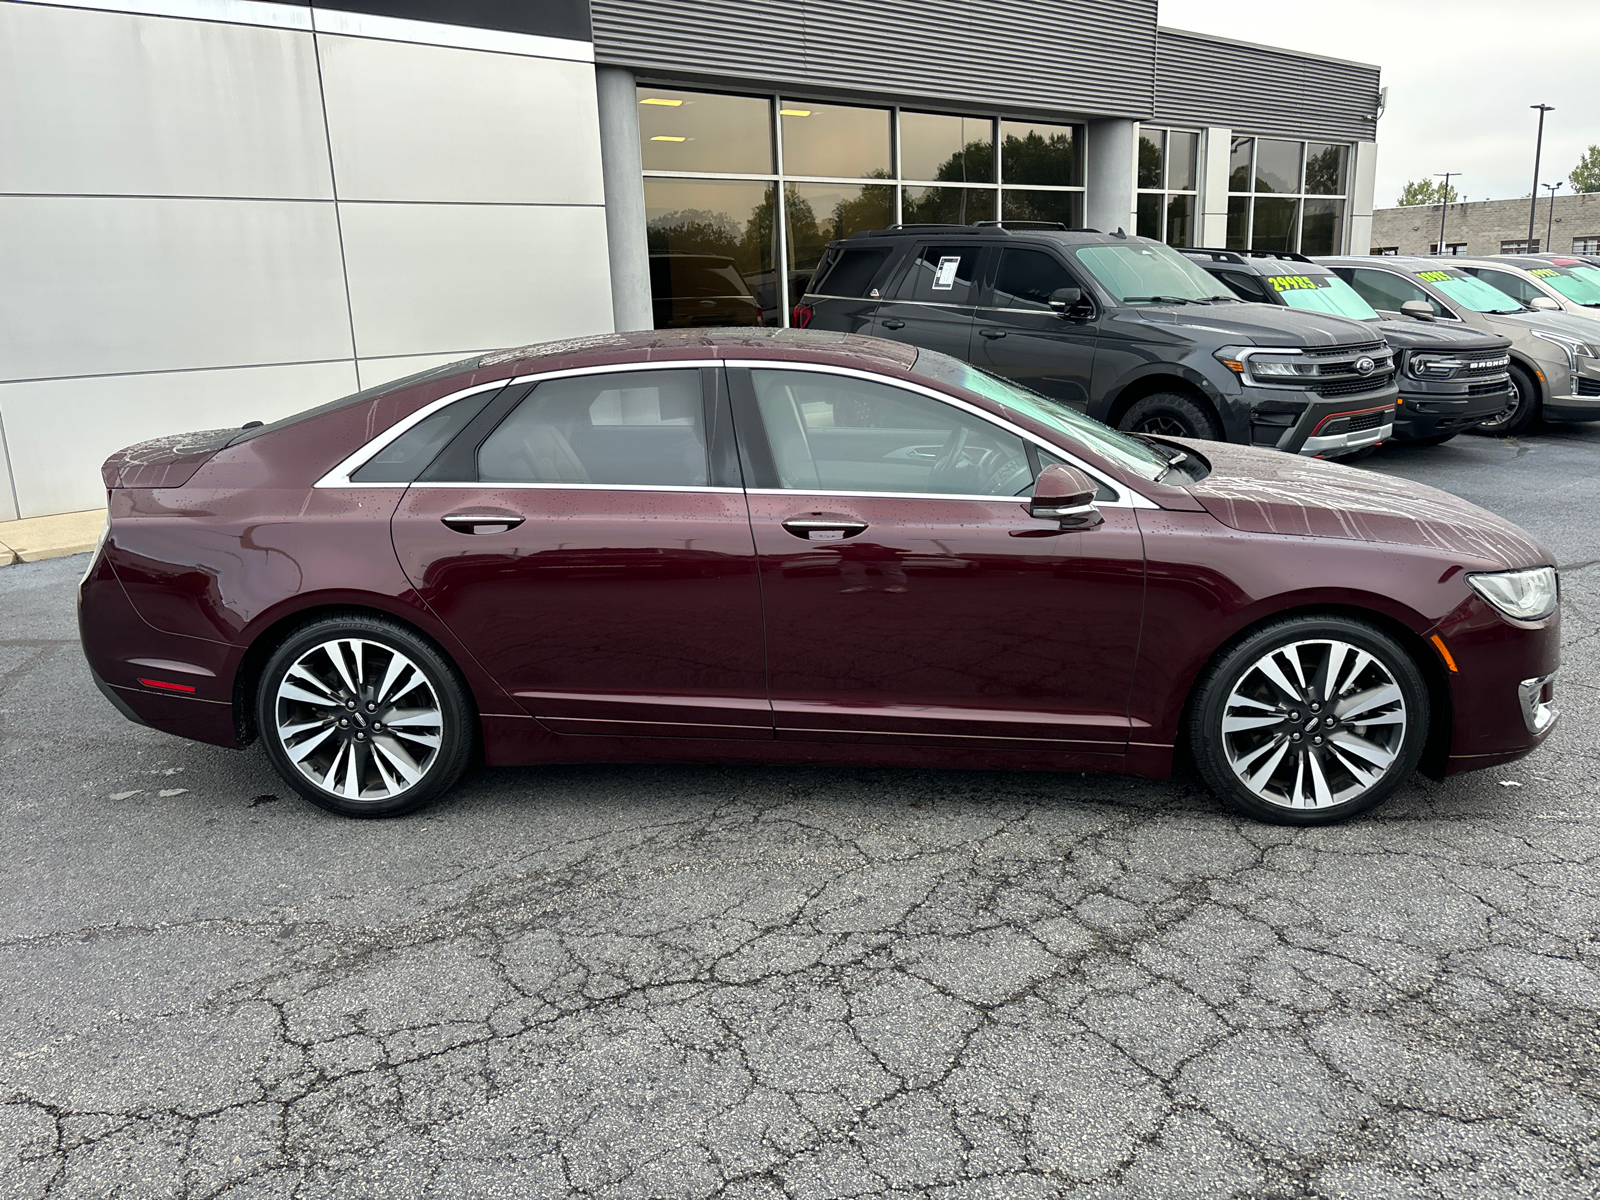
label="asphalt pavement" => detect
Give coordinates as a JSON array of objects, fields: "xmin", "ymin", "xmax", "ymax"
[{"xmin": 2, "ymin": 424, "xmax": 1597, "ymax": 1199}]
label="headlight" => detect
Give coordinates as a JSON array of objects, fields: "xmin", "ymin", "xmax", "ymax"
[
  {"xmin": 1529, "ymin": 329, "xmax": 1599, "ymax": 372},
  {"xmin": 1406, "ymin": 353, "xmax": 1468, "ymax": 379},
  {"xmin": 1247, "ymin": 356, "xmax": 1320, "ymax": 379},
  {"xmin": 1214, "ymin": 347, "xmax": 1320, "ymax": 384},
  {"xmin": 1467, "ymin": 566, "xmax": 1559, "ymax": 621}
]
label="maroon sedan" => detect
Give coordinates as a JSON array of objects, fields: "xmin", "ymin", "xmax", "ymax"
[{"xmin": 79, "ymin": 330, "xmax": 1560, "ymax": 824}]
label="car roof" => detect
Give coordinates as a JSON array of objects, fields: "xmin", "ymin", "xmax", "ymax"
[
  {"xmin": 842, "ymin": 223, "xmax": 1118, "ymax": 248},
  {"xmin": 1179, "ymin": 247, "xmax": 1330, "ymax": 273},
  {"xmin": 1316, "ymin": 256, "xmax": 1454, "ymax": 272}
]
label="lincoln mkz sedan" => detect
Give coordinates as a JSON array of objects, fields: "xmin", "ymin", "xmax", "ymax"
[{"xmin": 79, "ymin": 330, "xmax": 1561, "ymax": 825}]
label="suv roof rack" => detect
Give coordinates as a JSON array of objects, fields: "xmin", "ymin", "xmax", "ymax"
[
  {"xmin": 1180, "ymin": 246, "xmax": 1316, "ymax": 266},
  {"xmin": 849, "ymin": 223, "xmax": 1103, "ymax": 239}
]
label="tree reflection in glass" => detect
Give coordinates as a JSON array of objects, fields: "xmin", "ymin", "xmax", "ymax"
[
  {"xmin": 785, "ymin": 180, "xmax": 895, "ymax": 299},
  {"xmin": 644, "ymin": 179, "xmax": 778, "ymax": 327}
]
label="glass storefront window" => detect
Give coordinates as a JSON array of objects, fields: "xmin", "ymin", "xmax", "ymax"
[
  {"xmin": 1254, "ymin": 139, "xmax": 1302, "ymax": 194},
  {"xmin": 1229, "ymin": 136, "xmax": 1350, "ymax": 254},
  {"xmin": 785, "ymin": 181, "xmax": 894, "ymax": 297},
  {"xmin": 1167, "ymin": 131, "xmax": 1198, "ymax": 191},
  {"xmin": 1136, "ymin": 127, "xmax": 1199, "ymax": 247},
  {"xmin": 1226, "ymin": 196, "xmax": 1249, "ymax": 250},
  {"xmin": 1304, "ymin": 143, "xmax": 1347, "ymax": 195},
  {"xmin": 1166, "ymin": 194, "xmax": 1194, "ymax": 247},
  {"xmin": 644, "ymin": 178, "xmax": 778, "ymax": 326},
  {"xmin": 1301, "ymin": 199, "xmax": 1344, "ymax": 255},
  {"xmin": 1136, "ymin": 192, "xmax": 1161, "ymax": 239},
  {"xmin": 905, "ymin": 185, "xmax": 995, "ymax": 225},
  {"xmin": 1000, "ymin": 121, "xmax": 1083, "ymax": 187},
  {"xmin": 637, "ymin": 88, "xmax": 773, "ymax": 174},
  {"xmin": 1138, "ymin": 129, "xmax": 1164, "ymax": 190},
  {"xmin": 780, "ymin": 101, "xmax": 891, "ymax": 179},
  {"xmin": 1252, "ymin": 197, "xmax": 1299, "ymax": 251},
  {"xmin": 901, "ymin": 112, "xmax": 994, "ymax": 183},
  {"xmin": 1229, "ymin": 137, "xmax": 1253, "ymax": 192},
  {"xmin": 1001, "ymin": 189, "xmax": 1083, "ymax": 228}
]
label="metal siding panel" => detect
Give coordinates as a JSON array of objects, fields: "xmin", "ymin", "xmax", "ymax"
[
  {"xmin": 1152, "ymin": 29, "xmax": 1379, "ymax": 142},
  {"xmin": 592, "ymin": 0, "xmax": 1159, "ymax": 119}
]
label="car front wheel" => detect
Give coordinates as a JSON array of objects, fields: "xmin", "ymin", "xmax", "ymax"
[
  {"xmin": 1189, "ymin": 616, "xmax": 1429, "ymax": 824},
  {"xmin": 1117, "ymin": 392, "xmax": 1223, "ymax": 441},
  {"xmin": 257, "ymin": 615, "xmax": 474, "ymax": 817},
  {"xmin": 1471, "ymin": 365, "xmax": 1539, "ymax": 437}
]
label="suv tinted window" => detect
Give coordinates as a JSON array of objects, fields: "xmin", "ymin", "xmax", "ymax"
[
  {"xmin": 1463, "ymin": 267, "xmax": 1540, "ymax": 306},
  {"xmin": 894, "ymin": 244, "xmax": 984, "ymax": 304},
  {"xmin": 1342, "ymin": 268, "xmax": 1444, "ymax": 317},
  {"xmin": 991, "ymin": 248, "xmax": 1077, "ymax": 310},
  {"xmin": 1213, "ymin": 269, "xmax": 1270, "ymax": 303},
  {"xmin": 750, "ymin": 369, "xmax": 1030, "ymax": 496},
  {"xmin": 477, "ymin": 370, "xmax": 708, "ymax": 487},
  {"xmin": 813, "ymin": 247, "xmax": 891, "ymax": 297}
]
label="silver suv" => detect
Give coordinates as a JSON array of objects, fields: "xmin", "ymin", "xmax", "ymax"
[
  {"xmin": 1318, "ymin": 256, "xmax": 1600, "ymax": 436},
  {"xmin": 1451, "ymin": 255, "xmax": 1600, "ymax": 323}
]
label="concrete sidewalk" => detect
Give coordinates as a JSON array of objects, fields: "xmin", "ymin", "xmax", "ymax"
[{"xmin": 0, "ymin": 508, "xmax": 106, "ymax": 567}]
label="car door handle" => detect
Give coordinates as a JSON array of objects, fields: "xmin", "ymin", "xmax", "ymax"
[
  {"xmin": 442, "ymin": 512, "xmax": 525, "ymax": 534},
  {"xmin": 881, "ymin": 318, "xmax": 905, "ymax": 330},
  {"xmin": 979, "ymin": 328, "xmax": 1007, "ymax": 339},
  {"xmin": 782, "ymin": 514, "xmax": 868, "ymax": 542}
]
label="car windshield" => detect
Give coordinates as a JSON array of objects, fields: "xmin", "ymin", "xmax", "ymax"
[
  {"xmin": 912, "ymin": 352, "xmax": 1171, "ymax": 482},
  {"xmin": 1258, "ymin": 270, "xmax": 1379, "ymax": 320},
  {"xmin": 1525, "ymin": 265, "xmax": 1600, "ymax": 306},
  {"xmin": 1413, "ymin": 268, "xmax": 1526, "ymax": 314},
  {"xmin": 1072, "ymin": 241, "xmax": 1234, "ymax": 305},
  {"xmin": 1566, "ymin": 264, "xmax": 1600, "ymax": 293}
]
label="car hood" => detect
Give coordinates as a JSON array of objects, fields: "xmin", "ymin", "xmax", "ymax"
[
  {"xmin": 1172, "ymin": 439, "xmax": 1551, "ymax": 568},
  {"xmin": 1128, "ymin": 302, "xmax": 1381, "ymax": 349},
  {"xmin": 1497, "ymin": 307, "xmax": 1600, "ymax": 344},
  {"xmin": 1370, "ymin": 319, "xmax": 1509, "ymax": 352}
]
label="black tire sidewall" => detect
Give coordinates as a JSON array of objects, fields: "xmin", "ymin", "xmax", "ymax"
[
  {"xmin": 256, "ymin": 615, "xmax": 474, "ymax": 818},
  {"xmin": 1188, "ymin": 616, "xmax": 1430, "ymax": 825},
  {"xmin": 1118, "ymin": 392, "xmax": 1222, "ymax": 441},
  {"xmin": 1474, "ymin": 365, "xmax": 1538, "ymax": 437}
]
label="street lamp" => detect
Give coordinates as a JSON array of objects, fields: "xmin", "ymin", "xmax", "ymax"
[
  {"xmin": 1544, "ymin": 182, "xmax": 1562, "ymax": 253},
  {"xmin": 1528, "ymin": 104, "xmax": 1554, "ymax": 250},
  {"xmin": 1434, "ymin": 171, "xmax": 1458, "ymax": 254}
]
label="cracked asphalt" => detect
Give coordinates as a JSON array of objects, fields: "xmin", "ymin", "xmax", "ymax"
[{"xmin": 3, "ymin": 424, "xmax": 1598, "ymax": 1199}]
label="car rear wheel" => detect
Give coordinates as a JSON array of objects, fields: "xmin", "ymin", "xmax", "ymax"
[
  {"xmin": 1471, "ymin": 365, "xmax": 1539, "ymax": 437},
  {"xmin": 257, "ymin": 615, "xmax": 474, "ymax": 818},
  {"xmin": 1117, "ymin": 392, "xmax": 1222, "ymax": 441},
  {"xmin": 1189, "ymin": 616, "xmax": 1429, "ymax": 825}
]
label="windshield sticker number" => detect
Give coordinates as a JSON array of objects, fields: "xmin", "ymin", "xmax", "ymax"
[
  {"xmin": 1267, "ymin": 275, "xmax": 1326, "ymax": 291},
  {"xmin": 1528, "ymin": 268, "xmax": 1562, "ymax": 278},
  {"xmin": 932, "ymin": 256, "xmax": 962, "ymax": 291},
  {"xmin": 1416, "ymin": 270, "xmax": 1454, "ymax": 283}
]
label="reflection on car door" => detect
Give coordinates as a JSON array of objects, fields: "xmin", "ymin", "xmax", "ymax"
[
  {"xmin": 390, "ymin": 366, "xmax": 771, "ymax": 738},
  {"xmin": 870, "ymin": 242, "xmax": 988, "ymax": 361},
  {"xmin": 730, "ymin": 364, "xmax": 1146, "ymax": 756},
  {"xmin": 972, "ymin": 246, "xmax": 1099, "ymax": 411}
]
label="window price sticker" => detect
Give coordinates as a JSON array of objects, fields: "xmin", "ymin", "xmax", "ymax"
[
  {"xmin": 1266, "ymin": 275, "xmax": 1329, "ymax": 291},
  {"xmin": 1528, "ymin": 268, "xmax": 1562, "ymax": 278},
  {"xmin": 1415, "ymin": 270, "xmax": 1454, "ymax": 283},
  {"xmin": 933, "ymin": 256, "xmax": 962, "ymax": 290}
]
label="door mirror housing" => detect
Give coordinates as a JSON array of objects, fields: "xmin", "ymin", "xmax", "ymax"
[
  {"xmin": 1029, "ymin": 464, "xmax": 1103, "ymax": 528},
  {"xmin": 1048, "ymin": 286, "xmax": 1085, "ymax": 315},
  {"xmin": 1528, "ymin": 295, "xmax": 1561, "ymax": 311},
  {"xmin": 1399, "ymin": 300, "xmax": 1435, "ymax": 321}
]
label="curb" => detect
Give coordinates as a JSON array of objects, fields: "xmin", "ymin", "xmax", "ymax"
[{"xmin": 0, "ymin": 508, "xmax": 106, "ymax": 567}]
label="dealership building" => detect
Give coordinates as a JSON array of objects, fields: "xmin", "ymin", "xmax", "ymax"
[{"xmin": 0, "ymin": 0, "xmax": 1382, "ymax": 520}]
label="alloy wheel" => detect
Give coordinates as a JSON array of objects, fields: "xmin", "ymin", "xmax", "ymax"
[
  {"xmin": 1136, "ymin": 415, "xmax": 1191, "ymax": 437},
  {"xmin": 1219, "ymin": 638, "xmax": 1406, "ymax": 810},
  {"xmin": 273, "ymin": 638, "xmax": 443, "ymax": 802}
]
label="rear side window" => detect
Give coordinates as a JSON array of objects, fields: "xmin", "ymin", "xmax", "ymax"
[
  {"xmin": 477, "ymin": 370, "xmax": 708, "ymax": 487},
  {"xmin": 351, "ymin": 388, "xmax": 500, "ymax": 483},
  {"xmin": 813, "ymin": 247, "xmax": 891, "ymax": 297},
  {"xmin": 1464, "ymin": 268, "xmax": 1540, "ymax": 306},
  {"xmin": 990, "ymin": 248, "xmax": 1078, "ymax": 310},
  {"xmin": 894, "ymin": 244, "xmax": 984, "ymax": 304},
  {"xmin": 1212, "ymin": 270, "xmax": 1271, "ymax": 303},
  {"xmin": 1341, "ymin": 268, "xmax": 1444, "ymax": 317}
]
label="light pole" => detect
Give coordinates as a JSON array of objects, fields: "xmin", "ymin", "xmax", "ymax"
[
  {"xmin": 1528, "ymin": 103, "xmax": 1554, "ymax": 249},
  {"xmin": 1544, "ymin": 181, "xmax": 1562, "ymax": 252},
  {"xmin": 1434, "ymin": 171, "xmax": 1458, "ymax": 254}
]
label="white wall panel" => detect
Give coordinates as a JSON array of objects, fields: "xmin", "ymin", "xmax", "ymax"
[
  {"xmin": 0, "ymin": 196, "xmax": 353, "ymax": 382},
  {"xmin": 317, "ymin": 35, "xmax": 605, "ymax": 204},
  {"xmin": 357, "ymin": 351, "xmax": 490, "ymax": 390},
  {"xmin": 0, "ymin": 361, "xmax": 359, "ymax": 519},
  {"xmin": 0, "ymin": 4, "xmax": 332, "ymax": 199},
  {"xmin": 0, "ymin": 418, "xmax": 18, "ymax": 523},
  {"xmin": 339, "ymin": 202, "xmax": 613, "ymax": 359}
]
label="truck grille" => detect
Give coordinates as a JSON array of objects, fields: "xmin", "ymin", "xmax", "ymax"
[
  {"xmin": 1346, "ymin": 409, "xmax": 1385, "ymax": 432},
  {"xmin": 1317, "ymin": 371, "xmax": 1395, "ymax": 398},
  {"xmin": 1468, "ymin": 380, "xmax": 1511, "ymax": 396},
  {"xmin": 1461, "ymin": 350, "xmax": 1513, "ymax": 375},
  {"xmin": 1304, "ymin": 341, "xmax": 1386, "ymax": 358}
]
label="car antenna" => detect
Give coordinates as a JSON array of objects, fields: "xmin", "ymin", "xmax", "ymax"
[{"xmin": 1113, "ymin": 227, "xmax": 1127, "ymax": 238}]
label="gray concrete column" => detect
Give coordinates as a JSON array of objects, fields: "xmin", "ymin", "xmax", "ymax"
[
  {"xmin": 1347, "ymin": 141, "xmax": 1379, "ymax": 255},
  {"xmin": 1084, "ymin": 118, "xmax": 1136, "ymax": 235},
  {"xmin": 595, "ymin": 66, "xmax": 653, "ymax": 332}
]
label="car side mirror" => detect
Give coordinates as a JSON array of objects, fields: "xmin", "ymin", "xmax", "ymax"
[
  {"xmin": 1048, "ymin": 286, "xmax": 1085, "ymax": 315},
  {"xmin": 1529, "ymin": 295, "xmax": 1560, "ymax": 311},
  {"xmin": 1399, "ymin": 300, "xmax": 1435, "ymax": 321},
  {"xmin": 1029, "ymin": 464, "xmax": 1103, "ymax": 529}
]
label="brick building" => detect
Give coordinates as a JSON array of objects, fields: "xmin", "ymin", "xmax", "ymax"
[{"xmin": 1370, "ymin": 191, "xmax": 1600, "ymax": 257}]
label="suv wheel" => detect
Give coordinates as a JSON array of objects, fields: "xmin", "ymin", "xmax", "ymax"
[
  {"xmin": 1472, "ymin": 365, "xmax": 1539, "ymax": 437},
  {"xmin": 1189, "ymin": 615, "xmax": 1429, "ymax": 825},
  {"xmin": 1118, "ymin": 393, "xmax": 1222, "ymax": 441}
]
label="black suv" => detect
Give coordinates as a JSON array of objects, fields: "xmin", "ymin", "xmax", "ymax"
[
  {"xmin": 1182, "ymin": 248, "xmax": 1512, "ymax": 446},
  {"xmin": 795, "ymin": 224, "xmax": 1398, "ymax": 457}
]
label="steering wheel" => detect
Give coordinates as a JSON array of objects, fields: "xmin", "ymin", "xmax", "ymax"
[{"xmin": 926, "ymin": 425, "xmax": 972, "ymax": 491}]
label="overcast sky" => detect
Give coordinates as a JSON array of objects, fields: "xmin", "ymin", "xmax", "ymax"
[{"xmin": 1159, "ymin": 0, "xmax": 1600, "ymax": 206}]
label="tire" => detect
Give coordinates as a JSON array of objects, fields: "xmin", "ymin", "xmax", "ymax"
[
  {"xmin": 1188, "ymin": 616, "xmax": 1429, "ymax": 826},
  {"xmin": 257, "ymin": 614, "xmax": 474, "ymax": 818},
  {"xmin": 1403, "ymin": 432, "xmax": 1457, "ymax": 447},
  {"xmin": 1117, "ymin": 392, "xmax": 1223, "ymax": 441},
  {"xmin": 1470, "ymin": 365, "xmax": 1539, "ymax": 437}
]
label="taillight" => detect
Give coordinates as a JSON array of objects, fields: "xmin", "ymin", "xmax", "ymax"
[{"xmin": 792, "ymin": 302, "xmax": 814, "ymax": 329}]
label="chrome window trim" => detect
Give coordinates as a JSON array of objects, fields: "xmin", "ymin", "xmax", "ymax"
[
  {"xmin": 313, "ymin": 360, "xmax": 725, "ymax": 489},
  {"xmin": 409, "ymin": 482, "xmax": 744, "ymax": 494},
  {"xmin": 739, "ymin": 359, "xmax": 1155, "ymax": 508}
]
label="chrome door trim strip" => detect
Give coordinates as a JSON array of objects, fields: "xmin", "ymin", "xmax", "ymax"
[{"xmin": 408, "ymin": 482, "xmax": 745, "ymax": 494}]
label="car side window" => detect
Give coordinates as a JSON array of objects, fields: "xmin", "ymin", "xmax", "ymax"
[
  {"xmin": 813, "ymin": 247, "xmax": 891, "ymax": 298},
  {"xmin": 1465, "ymin": 268, "xmax": 1540, "ymax": 305},
  {"xmin": 476, "ymin": 370, "xmax": 708, "ymax": 487},
  {"xmin": 1214, "ymin": 270, "xmax": 1270, "ymax": 303},
  {"xmin": 750, "ymin": 370, "xmax": 1032, "ymax": 497},
  {"xmin": 990, "ymin": 248, "xmax": 1079, "ymax": 311},
  {"xmin": 1344, "ymin": 268, "xmax": 1444, "ymax": 317},
  {"xmin": 893, "ymin": 244, "xmax": 984, "ymax": 305}
]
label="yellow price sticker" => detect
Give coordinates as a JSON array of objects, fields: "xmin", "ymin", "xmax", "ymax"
[
  {"xmin": 1528, "ymin": 268, "xmax": 1561, "ymax": 278},
  {"xmin": 1415, "ymin": 270, "xmax": 1453, "ymax": 282},
  {"xmin": 1267, "ymin": 275, "xmax": 1321, "ymax": 291}
]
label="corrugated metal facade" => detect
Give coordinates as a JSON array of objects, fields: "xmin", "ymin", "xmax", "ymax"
[
  {"xmin": 1152, "ymin": 28, "xmax": 1379, "ymax": 141},
  {"xmin": 590, "ymin": 0, "xmax": 1159, "ymax": 120}
]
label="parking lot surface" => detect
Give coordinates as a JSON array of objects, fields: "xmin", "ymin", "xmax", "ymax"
[{"xmin": 3, "ymin": 426, "xmax": 1597, "ymax": 1200}]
